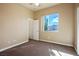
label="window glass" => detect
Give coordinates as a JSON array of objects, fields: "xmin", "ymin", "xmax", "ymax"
[{"xmin": 44, "ymin": 13, "xmax": 59, "ymax": 32}]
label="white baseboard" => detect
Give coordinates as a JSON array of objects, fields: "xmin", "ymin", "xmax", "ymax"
[
  {"xmin": 74, "ymin": 46, "xmax": 79, "ymax": 55},
  {"xmin": 40, "ymin": 39, "xmax": 73, "ymax": 47},
  {"xmin": 74, "ymin": 47, "xmax": 78, "ymax": 55},
  {"xmin": 0, "ymin": 40, "xmax": 29, "ymax": 52}
]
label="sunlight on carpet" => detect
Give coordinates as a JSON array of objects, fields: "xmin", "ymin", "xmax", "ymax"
[{"xmin": 49, "ymin": 49, "xmax": 74, "ymax": 56}]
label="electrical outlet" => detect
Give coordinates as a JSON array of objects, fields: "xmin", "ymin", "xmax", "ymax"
[
  {"xmin": 47, "ymin": 36, "xmax": 50, "ymax": 39},
  {"xmin": 7, "ymin": 41, "xmax": 11, "ymax": 44},
  {"xmin": 13, "ymin": 40, "xmax": 17, "ymax": 42}
]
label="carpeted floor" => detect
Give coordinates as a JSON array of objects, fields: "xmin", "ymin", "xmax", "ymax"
[{"xmin": 0, "ymin": 39, "xmax": 77, "ymax": 56}]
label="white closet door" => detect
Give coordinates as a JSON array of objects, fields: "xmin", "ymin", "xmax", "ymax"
[
  {"xmin": 32, "ymin": 20, "xmax": 39, "ymax": 40},
  {"xmin": 28, "ymin": 18, "xmax": 33, "ymax": 39}
]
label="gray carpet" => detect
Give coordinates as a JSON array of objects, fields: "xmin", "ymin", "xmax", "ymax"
[{"xmin": 0, "ymin": 39, "xmax": 77, "ymax": 56}]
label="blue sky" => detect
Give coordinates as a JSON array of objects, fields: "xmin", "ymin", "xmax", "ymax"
[{"xmin": 45, "ymin": 13, "xmax": 59, "ymax": 26}]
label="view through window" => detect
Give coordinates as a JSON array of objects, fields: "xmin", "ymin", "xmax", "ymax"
[{"xmin": 43, "ymin": 13, "xmax": 59, "ymax": 32}]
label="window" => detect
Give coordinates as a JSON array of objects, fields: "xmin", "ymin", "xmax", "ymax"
[{"xmin": 43, "ymin": 13, "xmax": 59, "ymax": 32}]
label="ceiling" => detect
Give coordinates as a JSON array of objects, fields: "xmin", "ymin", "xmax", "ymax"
[{"xmin": 19, "ymin": 3, "xmax": 59, "ymax": 11}]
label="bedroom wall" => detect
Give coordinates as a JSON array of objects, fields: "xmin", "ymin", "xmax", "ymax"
[
  {"xmin": 0, "ymin": 4, "xmax": 33, "ymax": 50},
  {"xmin": 34, "ymin": 3, "xmax": 75, "ymax": 46}
]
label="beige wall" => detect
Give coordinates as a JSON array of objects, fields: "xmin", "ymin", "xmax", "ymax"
[
  {"xmin": 0, "ymin": 4, "xmax": 33, "ymax": 50},
  {"xmin": 34, "ymin": 4, "xmax": 75, "ymax": 46}
]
